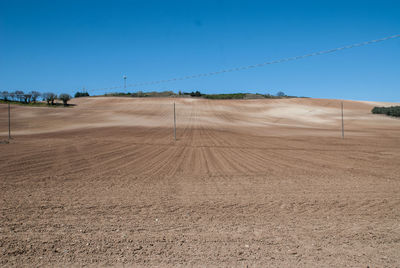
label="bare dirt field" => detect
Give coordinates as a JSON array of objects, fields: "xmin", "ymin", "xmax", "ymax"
[{"xmin": 1, "ymin": 97, "xmax": 399, "ymax": 267}]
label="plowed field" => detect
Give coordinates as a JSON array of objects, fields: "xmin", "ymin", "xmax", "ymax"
[{"xmin": 1, "ymin": 97, "xmax": 399, "ymax": 267}]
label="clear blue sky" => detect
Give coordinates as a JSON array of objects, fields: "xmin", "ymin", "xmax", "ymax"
[{"xmin": 0, "ymin": 0, "xmax": 399, "ymax": 101}]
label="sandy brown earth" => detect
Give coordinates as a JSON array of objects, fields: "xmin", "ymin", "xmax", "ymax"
[{"xmin": 0, "ymin": 97, "xmax": 399, "ymax": 267}]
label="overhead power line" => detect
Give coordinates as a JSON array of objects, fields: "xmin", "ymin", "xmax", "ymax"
[{"xmin": 94, "ymin": 34, "xmax": 400, "ymax": 92}]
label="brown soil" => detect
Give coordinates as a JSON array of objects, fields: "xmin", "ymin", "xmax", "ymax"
[{"xmin": 1, "ymin": 97, "xmax": 399, "ymax": 267}]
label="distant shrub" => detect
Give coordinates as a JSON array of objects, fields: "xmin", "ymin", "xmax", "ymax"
[
  {"xmin": 372, "ymin": 106, "xmax": 400, "ymax": 117},
  {"xmin": 204, "ymin": 93, "xmax": 246, "ymax": 99},
  {"xmin": 244, "ymin": 93, "xmax": 266, "ymax": 99},
  {"xmin": 131, "ymin": 91, "xmax": 177, "ymax": 97},
  {"xmin": 189, "ymin": 91, "xmax": 202, "ymax": 97},
  {"xmin": 266, "ymin": 92, "xmax": 302, "ymax": 99},
  {"xmin": 264, "ymin": 93, "xmax": 276, "ymax": 99},
  {"xmin": 105, "ymin": 92, "xmax": 130, "ymax": 97},
  {"xmin": 74, "ymin": 91, "xmax": 90, "ymax": 98},
  {"xmin": 135, "ymin": 91, "xmax": 145, "ymax": 97}
]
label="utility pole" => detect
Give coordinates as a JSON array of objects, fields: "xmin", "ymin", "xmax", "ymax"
[
  {"xmin": 8, "ymin": 103, "xmax": 11, "ymax": 140},
  {"xmin": 174, "ymin": 102, "xmax": 176, "ymax": 141},
  {"xmin": 123, "ymin": 75, "xmax": 127, "ymax": 89},
  {"xmin": 341, "ymin": 101, "xmax": 344, "ymax": 139}
]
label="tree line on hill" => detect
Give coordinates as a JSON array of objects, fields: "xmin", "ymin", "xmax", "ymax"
[
  {"xmin": 103, "ymin": 90, "xmax": 300, "ymax": 99},
  {"xmin": 0, "ymin": 91, "xmax": 74, "ymax": 106},
  {"xmin": 178, "ymin": 90, "xmax": 291, "ymax": 99},
  {"xmin": 1, "ymin": 89, "xmax": 301, "ymax": 104},
  {"xmin": 372, "ymin": 106, "xmax": 400, "ymax": 117}
]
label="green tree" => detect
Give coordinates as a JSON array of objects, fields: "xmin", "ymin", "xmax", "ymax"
[
  {"xmin": 276, "ymin": 91, "xmax": 286, "ymax": 97},
  {"xmin": 59, "ymin": 93, "xmax": 71, "ymax": 106},
  {"xmin": 43, "ymin": 92, "xmax": 57, "ymax": 105},
  {"xmin": 23, "ymin": 93, "xmax": 32, "ymax": 103},
  {"xmin": 30, "ymin": 91, "xmax": 41, "ymax": 102},
  {"xmin": 15, "ymin": 90, "xmax": 24, "ymax": 102},
  {"xmin": 74, "ymin": 91, "xmax": 89, "ymax": 98},
  {"xmin": 1, "ymin": 91, "xmax": 9, "ymax": 101}
]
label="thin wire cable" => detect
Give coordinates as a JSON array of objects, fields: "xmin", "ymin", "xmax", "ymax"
[
  {"xmin": 93, "ymin": 33, "xmax": 398, "ymax": 91},
  {"xmin": 7, "ymin": 34, "xmax": 398, "ymax": 93},
  {"xmin": 4, "ymin": 34, "xmax": 398, "ymax": 94}
]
